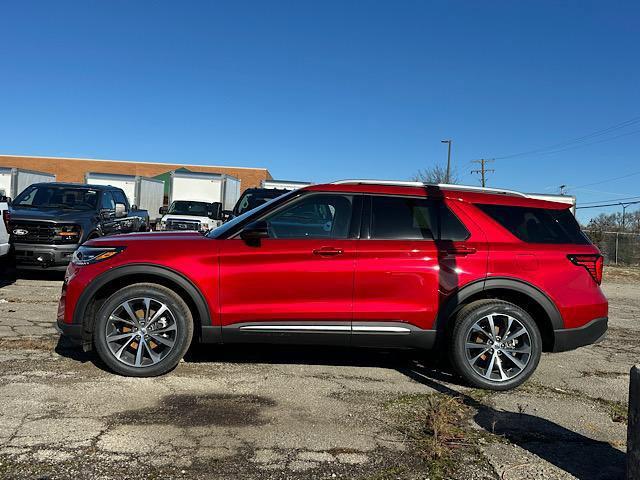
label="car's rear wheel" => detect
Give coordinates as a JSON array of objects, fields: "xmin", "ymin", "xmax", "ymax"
[
  {"xmin": 93, "ymin": 283, "xmax": 193, "ymax": 377},
  {"xmin": 449, "ymin": 299, "xmax": 541, "ymax": 391}
]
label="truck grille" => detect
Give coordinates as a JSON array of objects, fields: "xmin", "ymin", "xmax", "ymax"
[
  {"xmin": 165, "ymin": 219, "xmax": 200, "ymax": 231},
  {"xmin": 10, "ymin": 222, "xmax": 79, "ymax": 245}
]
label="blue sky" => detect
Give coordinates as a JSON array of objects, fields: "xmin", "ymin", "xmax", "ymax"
[{"xmin": 1, "ymin": 1, "xmax": 638, "ymax": 223}]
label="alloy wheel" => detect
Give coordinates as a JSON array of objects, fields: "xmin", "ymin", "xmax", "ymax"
[
  {"xmin": 464, "ymin": 313, "xmax": 532, "ymax": 382},
  {"xmin": 104, "ymin": 297, "xmax": 178, "ymax": 368}
]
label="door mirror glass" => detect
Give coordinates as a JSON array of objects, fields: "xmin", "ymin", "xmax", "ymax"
[
  {"xmin": 159, "ymin": 206, "xmax": 168, "ymax": 215},
  {"xmin": 240, "ymin": 220, "xmax": 269, "ymax": 242},
  {"xmin": 115, "ymin": 203, "xmax": 127, "ymax": 218},
  {"xmin": 131, "ymin": 204, "xmax": 138, "ymax": 210}
]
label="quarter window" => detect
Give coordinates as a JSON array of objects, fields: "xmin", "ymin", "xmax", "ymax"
[
  {"xmin": 370, "ymin": 196, "xmax": 469, "ymax": 241},
  {"xmin": 264, "ymin": 194, "xmax": 353, "ymax": 239}
]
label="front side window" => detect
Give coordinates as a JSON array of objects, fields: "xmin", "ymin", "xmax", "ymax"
[
  {"xmin": 370, "ymin": 196, "xmax": 469, "ymax": 241},
  {"xmin": 100, "ymin": 192, "xmax": 116, "ymax": 210},
  {"xmin": 264, "ymin": 194, "xmax": 353, "ymax": 239},
  {"xmin": 112, "ymin": 190, "xmax": 128, "ymax": 208}
]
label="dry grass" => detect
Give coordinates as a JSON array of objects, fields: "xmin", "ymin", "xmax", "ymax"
[{"xmin": 603, "ymin": 265, "xmax": 640, "ymax": 283}]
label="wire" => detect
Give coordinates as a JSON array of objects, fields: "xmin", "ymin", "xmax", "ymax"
[
  {"xmin": 571, "ymin": 170, "xmax": 640, "ymax": 189},
  {"xmin": 576, "ymin": 200, "xmax": 640, "ymax": 210},
  {"xmin": 493, "ymin": 116, "xmax": 640, "ymax": 160},
  {"xmin": 578, "ymin": 196, "xmax": 640, "ymax": 205}
]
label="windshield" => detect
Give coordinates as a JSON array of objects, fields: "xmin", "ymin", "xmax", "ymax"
[
  {"xmin": 168, "ymin": 201, "xmax": 211, "ymax": 216},
  {"xmin": 234, "ymin": 190, "xmax": 287, "ymax": 216},
  {"xmin": 13, "ymin": 185, "xmax": 99, "ymax": 211},
  {"xmin": 208, "ymin": 190, "xmax": 297, "ymax": 238}
]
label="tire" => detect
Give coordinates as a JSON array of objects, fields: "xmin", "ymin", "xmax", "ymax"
[
  {"xmin": 93, "ymin": 283, "xmax": 194, "ymax": 377},
  {"xmin": 449, "ymin": 299, "xmax": 542, "ymax": 391}
]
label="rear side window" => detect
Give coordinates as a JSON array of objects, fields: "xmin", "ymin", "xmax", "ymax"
[
  {"xmin": 476, "ymin": 204, "xmax": 589, "ymax": 244},
  {"xmin": 370, "ymin": 196, "xmax": 469, "ymax": 241}
]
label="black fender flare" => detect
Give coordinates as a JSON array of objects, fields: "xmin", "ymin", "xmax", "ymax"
[
  {"xmin": 434, "ymin": 277, "xmax": 563, "ymax": 332},
  {"xmin": 73, "ymin": 264, "xmax": 213, "ymax": 339}
]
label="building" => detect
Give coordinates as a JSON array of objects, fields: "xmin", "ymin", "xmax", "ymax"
[{"xmin": 0, "ymin": 154, "xmax": 272, "ymax": 193}]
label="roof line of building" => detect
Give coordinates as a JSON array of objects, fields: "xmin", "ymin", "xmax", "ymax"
[{"xmin": 0, "ymin": 154, "xmax": 270, "ymax": 172}]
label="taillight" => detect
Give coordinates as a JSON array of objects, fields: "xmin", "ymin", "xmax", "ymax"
[
  {"xmin": 568, "ymin": 254, "xmax": 603, "ymax": 285},
  {"xmin": 2, "ymin": 210, "xmax": 9, "ymax": 230}
]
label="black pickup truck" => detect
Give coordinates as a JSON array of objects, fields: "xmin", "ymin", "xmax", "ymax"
[{"xmin": 9, "ymin": 182, "xmax": 149, "ymax": 270}]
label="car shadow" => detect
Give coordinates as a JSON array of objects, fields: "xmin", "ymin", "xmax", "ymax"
[
  {"xmin": 401, "ymin": 365, "xmax": 626, "ymax": 480},
  {"xmin": 187, "ymin": 343, "xmax": 624, "ymax": 479}
]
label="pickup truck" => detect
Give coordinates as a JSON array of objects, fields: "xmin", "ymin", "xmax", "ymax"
[
  {"xmin": 0, "ymin": 191, "xmax": 9, "ymax": 259},
  {"xmin": 9, "ymin": 182, "xmax": 149, "ymax": 270}
]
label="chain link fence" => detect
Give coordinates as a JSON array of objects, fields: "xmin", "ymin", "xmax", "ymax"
[{"xmin": 583, "ymin": 230, "xmax": 640, "ymax": 266}]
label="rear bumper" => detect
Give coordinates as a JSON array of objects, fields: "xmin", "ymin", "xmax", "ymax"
[
  {"xmin": 13, "ymin": 243, "xmax": 78, "ymax": 270},
  {"xmin": 552, "ymin": 317, "xmax": 608, "ymax": 352}
]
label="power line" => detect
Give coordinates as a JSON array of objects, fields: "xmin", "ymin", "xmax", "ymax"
[
  {"xmin": 470, "ymin": 159, "xmax": 495, "ymax": 187},
  {"xmin": 576, "ymin": 200, "xmax": 640, "ymax": 210},
  {"xmin": 493, "ymin": 116, "xmax": 640, "ymax": 160},
  {"xmin": 579, "ymin": 195, "xmax": 640, "ymax": 205},
  {"xmin": 571, "ymin": 169, "xmax": 640, "ymax": 189}
]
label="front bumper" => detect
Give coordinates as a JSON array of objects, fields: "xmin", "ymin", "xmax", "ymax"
[
  {"xmin": 13, "ymin": 243, "xmax": 78, "ymax": 270},
  {"xmin": 552, "ymin": 317, "xmax": 608, "ymax": 352}
]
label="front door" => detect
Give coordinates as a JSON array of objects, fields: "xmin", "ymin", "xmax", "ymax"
[{"xmin": 219, "ymin": 193, "xmax": 361, "ymax": 344}]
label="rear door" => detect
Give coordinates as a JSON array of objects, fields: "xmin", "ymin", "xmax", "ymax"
[{"xmin": 353, "ymin": 194, "xmax": 487, "ymax": 346}]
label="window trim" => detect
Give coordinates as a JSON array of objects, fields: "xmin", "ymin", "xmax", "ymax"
[
  {"xmin": 362, "ymin": 193, "xmax": 470, "ymax": 242},
  {"xmin": 233, "ymin": 191, "xmax": 363, "ymax": 241}
]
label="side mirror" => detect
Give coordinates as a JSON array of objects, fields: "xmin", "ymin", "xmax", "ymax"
[
  {"xmin": 159, "ymin": 206, "xmax": 168, "ymax": 215},
  {"xmin": 0, "ymin": 196, "xmax": 10, "ymax": 205},
  {"xmin": 208, "ymin": 202, "xmax": 222, "ymax": 220},
  {"xmin": 131, "ymin": 204, "xmax": 138, "ymax": 210},
  {"xmin": 240, "ymin": 220, "xmax": 269, "ymax": 242},
  {"xmin": 115, "ymin": 203, "xmax": 127, "ymax": 218}
]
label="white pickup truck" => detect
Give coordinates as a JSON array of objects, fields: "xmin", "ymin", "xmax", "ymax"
[{"xmin": 0, "ymin": 190, "xmax": 10, "ymax": 258}]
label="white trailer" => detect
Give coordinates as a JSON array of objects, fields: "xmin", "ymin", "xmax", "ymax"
[
  {"xmin": 525, "ymin": 193, "xmax": 577, "ymax": 214},
  {"xmin": 261, "ymin": 179, "xmax": 311, "ymax": 190},
  {"xmin": 85, "ymin": 172, "xmax": 165, "ymax": 222},
  {"xmin": 0, "ymin": 168, "xmax": 56, "ymax": 200},
  {"xmin": 168, "ymin": 170, "xmax": 240, "ymax": 211}
]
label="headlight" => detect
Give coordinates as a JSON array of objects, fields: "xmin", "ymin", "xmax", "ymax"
[
  {"xmin": 54, "ymin": 224, "xmax": 81, "ymax": 243},
  {"xmin": 157, "ymin": 221, "xmax": 166, "ymax": 231},
  {"xmin": 72, "ymin": 246, "xmax": 125, "ymax": 266}
]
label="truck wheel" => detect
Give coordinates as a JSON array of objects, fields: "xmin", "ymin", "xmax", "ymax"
[
  {"xmin": 93, "ymin": 283, "xmax": 193, "ymax": 377},
  {"xmin": 449, "ymin": 299, "xmax": 541, "ymax": 391}
]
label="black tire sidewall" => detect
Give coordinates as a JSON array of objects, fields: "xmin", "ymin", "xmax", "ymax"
[
  {"xmin": 451, "ymin": 301, "xmax": 542, "ymax": 391},
  {"xmin": 94, "ymin": 284, "xmax": 193, "ymax": 377}
]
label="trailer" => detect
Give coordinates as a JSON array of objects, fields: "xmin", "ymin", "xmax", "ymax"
[
  {"xmin": 168, "ymin": 170, "xmax": 240, "ymax": 212},
  {"xmin": 261, "ymin": 179, "xmax": 311, "ymax": 190},
  {"xmin": 525, "ymin": 193, "xmax": 577, "ymax": 214},
  {"xmin": 0, "ymin": 168, "xmax": 56, "ymax": 200},
  {"xmin": 85, "ymin": 172, "xmax": 165, "ymax": 223}
]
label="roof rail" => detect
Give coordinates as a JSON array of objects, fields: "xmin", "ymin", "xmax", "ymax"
[{"xmin": 330, "ymin": 179, "xmax": 528, "ymax": 197}]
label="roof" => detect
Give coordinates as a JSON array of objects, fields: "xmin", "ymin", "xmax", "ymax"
[
  {"xmin": 306, "ymin": 180, "xmax": 571, "ymax": 209},
  {"xmin": 31, "ymin": 182, "xmax": 118, "ymax": 191}
]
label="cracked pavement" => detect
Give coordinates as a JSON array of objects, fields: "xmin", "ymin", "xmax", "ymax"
[{"xmin": 0, "ymin": 268, "xmax": 635, "ymax": 479}]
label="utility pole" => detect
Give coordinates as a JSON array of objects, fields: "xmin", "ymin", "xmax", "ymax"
[
  {"xmin": 621, "ymin": 202, "xmax": 632, "ymax": 231},
  {"xmin": 441, "ymin": 139, "xmax": 452, "ymax": 183},
  {"xmin": 471, "ymin": 159, "xmax": 495, "ymax": 187}
]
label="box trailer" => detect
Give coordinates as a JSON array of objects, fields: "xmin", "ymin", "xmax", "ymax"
[
  {"xmin": 261, "ymin": 179, "xmax": 311, "ymax": 190},
  {"xmin": 168, "ymin": 170, "xmax": 240, "ymax": 212},
  {"xmin": 0, "ymin": 168, "xmax": 56, "ymax": 200},
  {"xmin": 85, "ymin": 172, "xmax": 165, "ymax": 223},
  {"xmin": 525, "ymin": 193, "xmax": 577, "ymax": 214}
]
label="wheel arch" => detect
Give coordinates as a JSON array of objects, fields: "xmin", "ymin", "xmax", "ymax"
[
  {"xmin": 437, "ymin": 277, "xmax": 562, "ymax": 351},
  {"xmin": 73, "ymin": 264, "xmax": 213, "ymax": 349}
]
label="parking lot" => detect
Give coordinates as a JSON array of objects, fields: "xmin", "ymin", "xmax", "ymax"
[{"xmin": 0, "ymin": 267, "xmax": 635, "ymax": 479}]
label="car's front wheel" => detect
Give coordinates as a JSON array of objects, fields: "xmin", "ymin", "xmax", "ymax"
[
  {"xmin": 93, "ymin": 283, "xmax": 193, "ymax": 377},
  {"xmin": 449, "ymin": 299, "xmax": 542, "ymax": 391}
]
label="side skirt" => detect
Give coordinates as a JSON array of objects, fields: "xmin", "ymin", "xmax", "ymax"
[{"xmin": 205, "ymin": 321, "xmax": 436, "ymax": 350}]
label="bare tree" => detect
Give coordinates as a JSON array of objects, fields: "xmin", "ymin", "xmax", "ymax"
[{"xmin": 411, "ymin": 164, "xmax": 459, "ymax": 184}]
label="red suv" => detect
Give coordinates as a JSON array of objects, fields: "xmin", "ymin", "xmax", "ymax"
[{"xmin": 57, "ymin": 181, "xmax": 607, "ymax": 390}]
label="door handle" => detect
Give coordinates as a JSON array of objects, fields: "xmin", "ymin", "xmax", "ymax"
[
  {"xmin": 313, "ymin": 247, "xmax": 344, "ymax": 257},
  {"xmin": 440, "ymin": 247, "xmax": 477, "ymax": 256}
]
